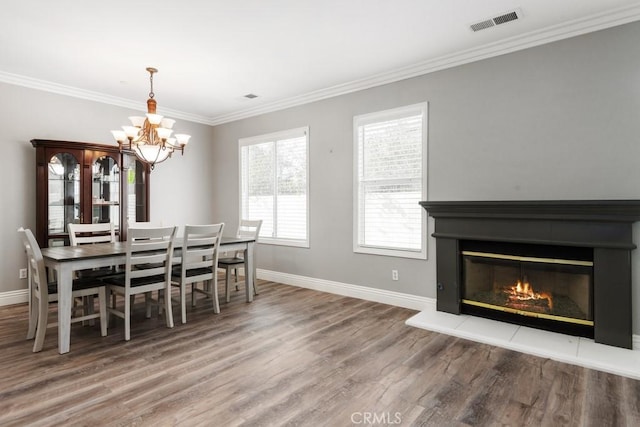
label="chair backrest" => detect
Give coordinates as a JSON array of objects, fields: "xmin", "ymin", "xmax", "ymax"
[
  {"xmin": 18, "ymin": 228, "xmax": 49, "ymax": 303},
  {"xmin": 125, "ymin": 226, "xmax": 177, "ymax": 287},
  {"xmin": 180, "ymin": 224, "xmax": 225, "ymax": 277},
  {"xmin": 127, "ymin": 220, "xmax": 164, "ymax": 229},
  {"xmin": 237, "ymin": 219, "xmax": 262, "ymax": 240},
  {"xmin": 232, "ymin": 220, "xmax": 261, "ymax": 258},
  {"xmin": 68, "ymin": 222, "xmax": 116, "ymax": 246}
]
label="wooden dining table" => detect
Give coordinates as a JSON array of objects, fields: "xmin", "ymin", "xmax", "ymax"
[{"xmin": 39, "ymin": 236, "xmax": 256, "ymax": 354}]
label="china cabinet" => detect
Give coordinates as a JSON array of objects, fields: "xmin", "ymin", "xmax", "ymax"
[{"xmin": 32, "ymin": 139, "xmax": 149, "ymax": 247}]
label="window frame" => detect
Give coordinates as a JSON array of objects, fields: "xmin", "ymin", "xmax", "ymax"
[
  {"xmin": 238, "ymin": 126, "xmax": 310, "ymax": 248},
  {"xmin": 353, "ymin": 102, "xmax": 428, "ymax": 259}
]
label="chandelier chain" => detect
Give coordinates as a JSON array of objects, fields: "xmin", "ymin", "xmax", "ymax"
[{"xmin": 146, "ymin": 67, "xmax": 157, "ymax": 99}]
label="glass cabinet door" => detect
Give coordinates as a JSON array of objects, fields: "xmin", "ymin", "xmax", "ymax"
[
  {"xmin": 47, "ymin": 153, "xmax": 80, "ymax": 246},
  {"xmin": 124, "ymin": 157, "xmax": 148, "ymax": 224},
  {"xmin": 91, "ymin": 155, "xmax": 120, "ymax": 230}
]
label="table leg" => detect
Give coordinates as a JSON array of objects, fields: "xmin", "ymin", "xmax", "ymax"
[
  {"xmin": 57, "ymin": 263, "xmax": 73, "ymax": 354},
  {"xmin": 245, "ymin": 241, "xmax": 254, "ymax": 302}
]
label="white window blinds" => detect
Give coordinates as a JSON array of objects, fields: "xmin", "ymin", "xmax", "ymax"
[
  {"xmin": 354, "ymin": 103, "xmax": 427, "ymax": 259},
  {"xmin": 240, "ymin": 127, "xmax": 309, "ymax": 247}
]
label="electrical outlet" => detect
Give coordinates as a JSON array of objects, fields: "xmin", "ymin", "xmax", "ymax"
[
  {"xmin": 392, "ymin": 269, "xmax": 398, "ymax": 281},
  {"xmin": 19, "ymin": 268, "xmax": 27, "ymax": 279}
]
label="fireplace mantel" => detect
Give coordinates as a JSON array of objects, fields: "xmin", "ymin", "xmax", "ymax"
[
  {"xmin": 421, "ymin": 200, "xmax": 640, "ymax": 222},
  {"xmin": 420, "ymin": 199, "xmax": 640, "ymax": 349}
]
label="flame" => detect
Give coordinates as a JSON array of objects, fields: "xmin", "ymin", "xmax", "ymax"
[{"xmin": 507, "ymin": 280, "xmax": 553, "ymax": 310}]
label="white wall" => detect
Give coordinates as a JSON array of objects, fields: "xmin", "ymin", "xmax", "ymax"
[
  {"xmin": 0, "ymin": 83, "xmax": 215, "ymax": 296},
  {"xmin": 210, "ymin": 22, "xmax": 640, "ymax": 332}
]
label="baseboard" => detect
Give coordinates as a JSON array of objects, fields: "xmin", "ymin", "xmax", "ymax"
[
  {"xmin": 0, "ymin": 289, "xmax": 28, "ymax": 306},
  {"xmin": 257, "ymin": 268, "xmax": 433, "ymax": 311}
]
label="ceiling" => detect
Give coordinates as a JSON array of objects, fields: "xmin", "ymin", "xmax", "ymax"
[{"xmin": 2, "ymin": 1, "xmax": 640, "ymax": 126}]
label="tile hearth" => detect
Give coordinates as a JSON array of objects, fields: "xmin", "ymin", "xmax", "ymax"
[{"xmin": 406, "ymin": 307, "xmax": 640, "ymax": 380}]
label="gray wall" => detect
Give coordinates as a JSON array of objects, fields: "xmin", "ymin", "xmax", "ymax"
[
  {"xmin": 210, "ymin": 22, "xmax": 640, "ymax": 332},
  {"xmin": 1, "ymin": 83, "xmax": 216, "ymax": 294},
  {"xmin": 3, "ymin": 21, "xmax": 640, "ymax": 333}
]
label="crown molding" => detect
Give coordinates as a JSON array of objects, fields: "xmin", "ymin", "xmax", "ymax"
[
  {"xmin": 0, "ymin": 70, "xmax": 214, "ymax": 126},
  {"xmin": 2, "ymin": 3, "xmax": 640, "ymax": 127},
  {"xmin": 207, "ymin": 3, "xmax": 640, "ymax": 125}
]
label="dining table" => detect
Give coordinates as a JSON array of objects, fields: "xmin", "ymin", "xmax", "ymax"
[{"xmin": 39, "ymin": 236, "xmax": 256, "ymax": 354}]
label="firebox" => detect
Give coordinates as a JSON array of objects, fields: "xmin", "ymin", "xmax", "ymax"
[{"xmin": 461, "ymin": 241, "xmax": 594, "ymax": 337}]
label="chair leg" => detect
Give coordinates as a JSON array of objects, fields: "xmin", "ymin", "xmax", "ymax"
[
  {"xmin": 158, "ymin": 290, "xmax": 164, "ymax": 316},
  {"xmin": 164, "ymin": 287, "xmax": 174, "ymax": 329},
  {"xmin": 234, "ymin": 267, "xmax": 239, "ymax": 291},
  {"xmin": 124, "ymin": 293, "xmax": 131, "ymax": 341},
  {"xmin": 33, "ymin": 296, "xmax": 48, "ymax": 352},
  {"xmin": 191, "ymin": 283, "xmax": 197, "ymax": 307},
  {"xmin": 211, "ymin": 278, "xmax": 220, "ymax": 314},
  {"xmin": 27, "ymin": 290, "xmax": 37, "ymax": 340},
  {"xmin": 108, "ymin": 287, "xmax": 120, "ymax": 328},
  {"xmin": 145, "ymin": 293, "xmax": 152, "ymax": 318},
  {"xmin": 253, "ymin": 266, "xmax": 259, "ymax": 296},
  {"xmin": 180, "ymin": 282, "xmax": 187, "ymax": 324},
  {"xmin": 225, "ymin": 267, "xmax": 232, "ymax": 303},
  {"xmin": 85, "ymin": 295, "xmax": 96, "ymax": 326},
  {"xmin": 99, "ymin": 287, "xmax": 108, "ymax": 337}
]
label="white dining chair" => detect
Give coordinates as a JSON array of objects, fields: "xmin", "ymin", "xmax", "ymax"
[
  {"xmin": 68, "ymin": 222, "xmax": 116, "ymax": 246},
  {"xmin": 68, "ymin": 222, "xmax": 119, "ymax": 319},
  {"xmin": 218, "ymin": 219, "xmax": 262, "ymax": 302},
  {"xmin": 171, "ymin": 223, "xmax": 224, "ymax": 323},
  {"xmin": 18, "ymin": 227, "xmax": 108, "ymax": 352},
  {"xmin": 104, "ymin": 225, "xmax": 177, "ymax": 341}
]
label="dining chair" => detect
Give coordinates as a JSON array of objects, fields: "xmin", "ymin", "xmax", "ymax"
[
  {"xmin": 218, "ymin": 219, "xmax": 262, "ymax": 303},
  {"xmin": 68, "ymin": 222, "xmax": 116, "ymax": 246},
  {"xmin": 18, "ymin": 227, "xmax": 108, "ymax": 352},
  {"xmin": 171, "ymin": 223, "xmax": 224, "ymax": 323},
  {"xmin": 68, "ymin": 222, "xmax": 118, "ymax": 316},
  {"xmin": 105, "ymin": 225, "xmax": 177, "ymax": 341}
]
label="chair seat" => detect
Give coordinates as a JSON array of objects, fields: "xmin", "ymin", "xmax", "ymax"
[
  {"xmin": 76, "ymin": 267, "xmax": 118, "ymax": 279},
  {"xmin": 45, "ymin": 277, "xmax": 106, "ymax": 294},
  {"xmin": 106, "ymin": 273, "xmax": 167, "ymax": 288},
  {"xmin": 218, "ymin": 257, "xmax": 244, "ymax": 266},
  {"xmin": 171, "ymin": 266, "xmax": 214, "ymax": 278}
]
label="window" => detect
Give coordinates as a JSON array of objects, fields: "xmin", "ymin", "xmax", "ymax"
[
  {"xmin": 239, "ymin": 127, "xmax": 309, "ymax": 247},
  {"xmin": 354, "ymin": 103, "xmax": 427, "ymax": 259}
]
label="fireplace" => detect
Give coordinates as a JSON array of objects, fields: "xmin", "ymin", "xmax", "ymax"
[
  {"xmin": 420, "ymin": 200, "xmax": 640, "ymax": 349},
  {"xmin": 461, "ymin": 240, "xmax": 593, "ymax": 337}
]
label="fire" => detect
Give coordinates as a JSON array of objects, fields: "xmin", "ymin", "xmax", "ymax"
[{"xmin": 506, "ymin": 279, "xmax": 553, "ymax": 310}]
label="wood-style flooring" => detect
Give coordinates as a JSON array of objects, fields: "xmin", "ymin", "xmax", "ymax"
[{"xmin": 0, "ymin": 280, "xmax": 639, "ymax": 426}]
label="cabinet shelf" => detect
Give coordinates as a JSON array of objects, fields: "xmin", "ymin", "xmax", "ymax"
[
  {"xmin": 92, "ymin": 202, "xmax": 119, "ymax": 206},
  {"xmin": 49, "ymin": 201, "xmax": 80, "ymax": 206}
]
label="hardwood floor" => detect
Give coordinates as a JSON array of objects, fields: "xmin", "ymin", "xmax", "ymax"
[{"xmin": 1, "ymin": 280, "xmax": 639, "ymax": 426}]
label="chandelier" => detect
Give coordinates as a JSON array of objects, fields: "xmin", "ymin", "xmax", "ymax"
[{"xmin": 111, "ymin": 67, "xmax": 190, "ymax": 170}]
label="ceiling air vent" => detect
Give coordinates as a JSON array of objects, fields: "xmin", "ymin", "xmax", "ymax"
[{"xmin": 470, "ymin": 8, "xmax": 522, "ymax": 32}]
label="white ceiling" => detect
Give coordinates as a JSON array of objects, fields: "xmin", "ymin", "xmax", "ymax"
[{"xmin": 2, "ymin": 0, "xmax": 640, "ymax": 126}]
